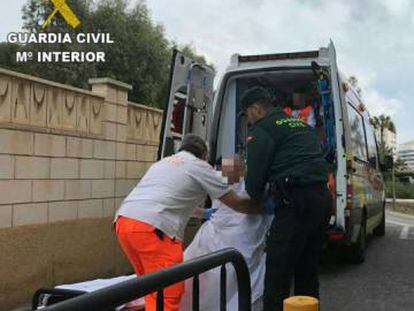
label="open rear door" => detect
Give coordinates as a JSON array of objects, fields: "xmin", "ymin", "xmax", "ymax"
[
  {"xmin": 158, "ymin": 49, "xmax": 215, "ymax": 159},
  {"xmin": 328, "ymin": 41, "xmax": 347, "ymax": 230}
]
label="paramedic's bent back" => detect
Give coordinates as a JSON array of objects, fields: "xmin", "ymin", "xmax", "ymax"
[{"xmin": 116, "ymin": 150, "xmax": 230, "ymax": 240}]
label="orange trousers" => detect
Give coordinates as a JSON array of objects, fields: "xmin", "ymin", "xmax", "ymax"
[{"xmin": 115, "ymin": 216, "xmax": 184, "ymax": 311}]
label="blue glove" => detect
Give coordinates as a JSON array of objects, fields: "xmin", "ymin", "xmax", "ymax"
[
  {"xmin": 203, "ymin": 208, "xmax": 218, "ymax": 220},
  {"xmin": 263, "ymin": 196, "xmax": 276, "ymax": 215}
]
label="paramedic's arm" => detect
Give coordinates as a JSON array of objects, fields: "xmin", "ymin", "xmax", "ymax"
[
  {"xmin": 190, "ymin": 161, "xmax": 260, "ymax": 214},
  {"xmin": 245, "ymin": 126, "xmax": 276, "ymax": 200},
  {"xmin": 192, "ymin": 207, "xmax": 204, "ymax": 218}
]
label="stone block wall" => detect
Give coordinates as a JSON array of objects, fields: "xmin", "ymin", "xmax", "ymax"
[{"xmin": 0, "ymin": 68, "xmax": 163, "ymax": 309}]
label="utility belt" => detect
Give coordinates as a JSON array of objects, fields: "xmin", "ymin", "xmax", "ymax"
[
  {"xmin": 154, "ymin": 228, "xmax": 165, "ymax": 240},
  {"xmin": 154, "ymin": 228, "xmax": 178, "ymax": 242},
  {"xmin": 269, "ymin": 176, "xmax": 327, "ymax": 208}
]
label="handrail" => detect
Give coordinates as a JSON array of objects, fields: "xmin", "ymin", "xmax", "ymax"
[{"xmin": 41, "ymin": 248, "xmax": 252, "ymax": 311}]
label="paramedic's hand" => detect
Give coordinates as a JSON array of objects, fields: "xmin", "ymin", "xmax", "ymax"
[{"xmin": 203, "ymin": 208, "xmax": 217, "ymax": 220}]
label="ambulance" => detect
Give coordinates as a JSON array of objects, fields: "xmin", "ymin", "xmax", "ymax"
[{"xmin": 159, "ymin": 41, "xmax": 387, "ymax": 264}]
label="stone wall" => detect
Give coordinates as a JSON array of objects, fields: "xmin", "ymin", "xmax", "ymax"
[{"xmin": 0, "ymin": 68, "xmax": 163, "ymax": 309}]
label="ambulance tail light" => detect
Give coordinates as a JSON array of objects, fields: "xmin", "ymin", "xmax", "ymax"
[
  {"xmin": 346, "ymin": 177, "xmax": 353, "ymax": 210},
  {"xmin": 345, "ymin": 177, "xmax": 353, "ymax": 232},
  {"xmin": 328, "ymin": 232, "xmax": 347, "ymax": 240}
]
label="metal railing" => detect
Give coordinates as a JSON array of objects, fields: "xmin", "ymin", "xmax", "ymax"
[{"xmin": 40, "ymin": 248, "xmax": 252, "ymax": 311}]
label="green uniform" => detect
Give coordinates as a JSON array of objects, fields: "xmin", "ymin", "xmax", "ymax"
[
  {"xmin": 241, "ymin": 86, "xmax": 332, "ymax": 311},
  {"xmin": 245, "ymin": 106, "xmax": 328, "ymax": 199}
]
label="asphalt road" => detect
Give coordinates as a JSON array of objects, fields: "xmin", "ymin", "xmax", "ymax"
[{"xmin": 319, "ymin": 211, "xmax": 414, "ymax": 311}]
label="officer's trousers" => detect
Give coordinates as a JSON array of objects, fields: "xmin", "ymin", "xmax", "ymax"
[{"xmin": 263, "ymin": 183, "xmax": 332, "ymax": 311}]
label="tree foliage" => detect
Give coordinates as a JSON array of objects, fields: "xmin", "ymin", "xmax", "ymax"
[
  {"xmin": 371, "ymin": 114, "xmax": 396, "ymax": 134},
  {"xmin": 0, "ymin": 43, "xmax": 23, "ymax": 71},
  {"xmin": 370, "ymin": 114, "xmax": 397, "ymax": 165},
  {"xmin": 0, "ymin": 0, "xmax": 208, "ymax": 108}
]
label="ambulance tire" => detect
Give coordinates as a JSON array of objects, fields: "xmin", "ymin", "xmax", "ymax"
[
  {"xmin": 373, "ymin": 203, "xmax": 386, "ymax": 237},
  {"xmin": 347, "ymin": 216, "xmax": 366, "ymax": 265}
]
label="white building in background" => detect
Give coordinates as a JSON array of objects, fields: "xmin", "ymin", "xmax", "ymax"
[
  {"xmin": 375, "ymin": 128, "xmax": 397, "ymax": 159},
  {"xmin": 398, "ymin": 140, "xmax": 414, "ymax": 168}
]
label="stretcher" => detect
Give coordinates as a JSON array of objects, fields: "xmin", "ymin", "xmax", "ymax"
[{"xmin": 32, "ymin": 275, "xmax": 145, "ymax": 310}]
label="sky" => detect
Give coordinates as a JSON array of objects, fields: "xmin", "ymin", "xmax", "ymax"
[{"xmin": 1, "ymin": 0, "xmax": 413, "ymax": 145}]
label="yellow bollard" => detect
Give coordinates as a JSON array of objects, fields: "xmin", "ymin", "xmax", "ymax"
[{"xmin": 283, "ymin": 296, "xmax": 319, "ymax": 311}]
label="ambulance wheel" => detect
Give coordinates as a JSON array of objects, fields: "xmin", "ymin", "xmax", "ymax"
[
  {"xmin": 347, "ymin": 217, "xmax": 366, "ymax": 264},
  {"xmin": 373, "ymin": 205, "xmax": 386, "ymax": 237}
]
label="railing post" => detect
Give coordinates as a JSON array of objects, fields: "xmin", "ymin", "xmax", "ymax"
[
  {"xmin": 220, "ymin": 265, "xmax": 227, "ymax": 311},
  {"xmin": 156, "ymin": 289, "xmax": 164, "ymax": 311},
  {"xmin": 284, "ymin": 296, "xmax": 319, "ymax": 311},
  {"xmin": 192, "ymin": 275, "xmax": 200, "ymax": 311}
]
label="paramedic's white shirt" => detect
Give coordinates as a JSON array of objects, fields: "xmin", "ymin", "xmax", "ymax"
[{"xmin": 115, "ymin": 151, "xmax": 230, "ymax": 240}]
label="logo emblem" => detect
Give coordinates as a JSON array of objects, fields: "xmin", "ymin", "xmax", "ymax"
[{"xmin": 42, "ymin": 0, "xmax": 81, "ymax": 29}]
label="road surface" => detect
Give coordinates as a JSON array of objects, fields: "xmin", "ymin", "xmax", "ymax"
[{"xmin": 320, "ymin": 211, "xmax": 414, "ymax": 311}]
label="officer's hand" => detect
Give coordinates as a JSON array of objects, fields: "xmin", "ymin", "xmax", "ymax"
[{"xmin": 263, "ymin": 196, "xmax": 276, "ymax": 214}]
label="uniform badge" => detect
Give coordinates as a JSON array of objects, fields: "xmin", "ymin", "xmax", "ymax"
[{"xmin": 247, "ymin": 135, "xmax": 254, "ymax": 142}]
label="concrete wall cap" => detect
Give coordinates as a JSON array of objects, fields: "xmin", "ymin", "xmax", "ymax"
[
  {"xmin": 88, "ymin": 77, "xmax": 133, "ymax": 91},
  {"xmin": 128, "ymin": 101, "xmax": 163, "ymax": 114},
  {"xmin": 0, "ymin": 67, "xmax": 104, "ymax": 98}
]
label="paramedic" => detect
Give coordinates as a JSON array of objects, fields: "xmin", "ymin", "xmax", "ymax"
[
  {"xmin": 239, "ymin": 86, "xmax": 332, "ymax": 311},
  {"xmin": 284, "ymin": 88, "xmax": 316, "ymax": 127},
  {"xmin": 114, "ymin": 134, "xmax": 257, "ymax": 311}
]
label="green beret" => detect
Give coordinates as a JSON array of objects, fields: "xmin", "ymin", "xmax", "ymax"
[{"xmin": 240, "ymin": 86, "xmax": 271, "ymax": 112}]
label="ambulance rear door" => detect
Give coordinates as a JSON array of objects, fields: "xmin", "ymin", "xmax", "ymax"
[
  {"xmin": 158, "ymin": 49, "xmax": 215, "ymax": 159},
  {"xmin": 327, "ymin": 40, "xmax": 347, "ymax": 230}
]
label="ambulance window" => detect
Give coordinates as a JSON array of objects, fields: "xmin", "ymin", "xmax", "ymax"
[
  {"xmin": 364, "ymin": 119, "xmax": 378, "ymax": 168},
  {"xmin": 216, "ymin": 79, "xmax": 237, "ymax": 160},
  {"xmin": 171, "ymin": 93, "xmax": 186, "ymax": 136},
  {"xmin": 347, "ymin": 104, "xmax": 368, "ymax": 161}
]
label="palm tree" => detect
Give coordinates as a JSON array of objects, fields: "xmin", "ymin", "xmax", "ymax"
[
  {"xmin": 371, "ymin": 114, "xmax": 396, "ymax": 163},
  {"xmin": 371, "ymin": 114, "xmax": 396, "ymax": 141},
  {"xmin": 371, "ymin": 115, "xmax": 398, "ymax": 203}
]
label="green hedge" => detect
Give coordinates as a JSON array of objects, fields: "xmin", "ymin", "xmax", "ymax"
[{"xmin": 384, "ymin": 179, "xmax": 414, "ymax": 199}]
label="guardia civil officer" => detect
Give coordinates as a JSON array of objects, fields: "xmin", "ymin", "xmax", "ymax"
[{"xmin": 240, "ymin": 86, "xmax": 333, "ymax": 311}]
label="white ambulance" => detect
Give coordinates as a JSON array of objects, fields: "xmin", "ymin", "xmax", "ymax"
[{"xmin": 159, "ymin": 41, "xmax": 388, "ymax": 263}]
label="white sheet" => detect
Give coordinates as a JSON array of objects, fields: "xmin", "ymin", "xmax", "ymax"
[
  {"xmin": 55, "ymin": 275, "xmax": 145, "ymax": 310},
  {"xmin": 179, "ymin": 180, "xmax": 273, "ymax": 311},
  {"xmin": 55, "ymin": 275, "xmax": 137, "ymax": 292}
]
